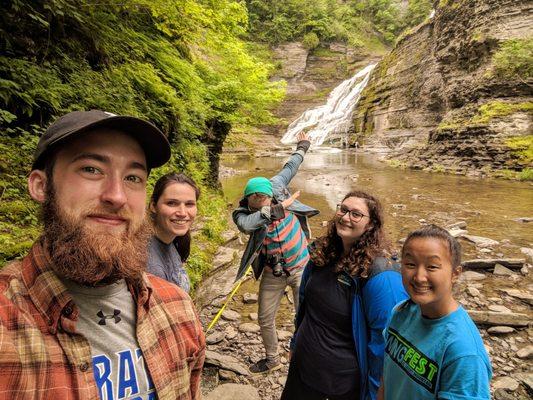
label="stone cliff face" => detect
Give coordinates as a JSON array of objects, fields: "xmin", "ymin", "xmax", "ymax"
[{"xmin": 353, "ymin": 0, "xmax": 532, "ymax": 176}]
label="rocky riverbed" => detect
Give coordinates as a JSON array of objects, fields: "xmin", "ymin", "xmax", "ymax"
[{"xmin": 197, "ymin": 221, "xmax": 533, "ymax": 400}]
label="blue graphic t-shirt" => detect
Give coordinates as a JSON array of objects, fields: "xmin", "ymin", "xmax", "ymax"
[{"xmin": 383, "ymin": 301, "xmax": 492, "ymax": 400}]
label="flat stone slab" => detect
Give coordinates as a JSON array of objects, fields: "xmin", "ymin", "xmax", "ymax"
[
  {"xmin": 487, "ymin": 326, "xmax": 515, "ymax": 334},
  {"xmin": 238, "ymin": 323, "xmax": 261, "ymax": 333},
  {"xmin": 493, "ymin": 264, "xmax": 517, "ymax": 276},
  {"xmin": 462, "ymin": 235, "xmax": 499, "ymax": 248},
  {"xmin": 516, "ymin": 344, "xmax": 533, "ymax": 359},
  {"xmin": 204, "ymin": 351, "xmax": 250, "ymax": 376},
  {"xmin": 500, "ymin": 288, "xmax": 533, "ymax": 306},
  {"xmin": 488, "ymin": 304, "xmax": 512, "ymax": 313},
  {"xmin": 493, "ymin": 376, "xmax": 519, "ymax": 392},
  {"xmin": 206, "ymin": 331, "xmax": 226, "ymax": 345},
  {"xmin": 460, "ymin": 271, "xmax": 486, "ymax": 281},
  {"xmin": 221, "ymin": 309, "xmax": 241, "ymax": 321},
  {"xmin": 462, "ymin": 258, "xmax": 525, "ymax": 270},
  {"xmin": 515, "ymin": 372, "xmax": 533, "ymax": 392},
  {"xmin": 213, "ymin": 247, "xmax": 237, "ymax": 270},
  {"xmin": 467, "ymin": 310, "xmax": 530, "ymax": 327},
  {"xmin": 205, "ymin": 383, "xmax": 259, "ymax": 400}
]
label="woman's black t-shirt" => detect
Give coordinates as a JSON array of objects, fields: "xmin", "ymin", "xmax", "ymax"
[{"xmin": 294, "ymin": 264, "xmax": 360, "ymax": 396}]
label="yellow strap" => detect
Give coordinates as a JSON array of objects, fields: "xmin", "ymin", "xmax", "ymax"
[{"xmin": 205, "ymin": 264, "xmax": 253, "ymax": 333}]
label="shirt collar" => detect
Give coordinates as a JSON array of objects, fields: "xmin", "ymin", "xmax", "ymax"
[{"xmin": 22, "ymin": 239, "xmax": 154, "ymax": 331}]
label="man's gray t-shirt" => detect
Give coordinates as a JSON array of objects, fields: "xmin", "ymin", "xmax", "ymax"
[{"xmin": 62, "ymin": 279, "xmax": 156, "ymax": 400}]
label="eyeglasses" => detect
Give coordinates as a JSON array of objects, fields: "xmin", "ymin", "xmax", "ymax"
[{"xmin": 336, "ymin": 204, "xmax": 369, "ymax": 222}]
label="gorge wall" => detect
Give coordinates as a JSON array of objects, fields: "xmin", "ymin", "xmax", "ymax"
[{"xmin": 353, "ymin": 0, "xmax": 532, "ymax": 177}]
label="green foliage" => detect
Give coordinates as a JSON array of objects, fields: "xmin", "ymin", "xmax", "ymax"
[
  {"xmin": 303, "ymin": 32, "xmax": 320, "ymax": 50},
  {"xmin": 245, "ymin": 0, "xmax": 432, "ymax": 47},
  {"xmin": 473, "ymin": 102, "xmax": 533, "ymax": 124},
  {"xmin": 0, "ymin": 0, "xmax": 284, "ymax": 272},
  {"xmin": 506, "ymin": 135, "xmax": 533, "ymax": 165},
  {"xmin": 491, "ymin": 38, "xmax": 533, "ymax": 82},
  {"xmin": 517, "ymin": 168, "xmax": 533, "ymax": 181}
]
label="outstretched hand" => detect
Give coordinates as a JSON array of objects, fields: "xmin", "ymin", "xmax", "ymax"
[
  {"xmin": 281, "ymin": 191, "xmax": 300, "ymax": 209},
  {"xmin": 296, "ymin": 130, "xmax": 310, "ymax": 142}
]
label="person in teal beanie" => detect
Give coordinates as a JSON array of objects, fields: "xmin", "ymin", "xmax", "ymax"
[{"xmin": 232, "ymin": 131, "xmax": 319, "ymax": 374}]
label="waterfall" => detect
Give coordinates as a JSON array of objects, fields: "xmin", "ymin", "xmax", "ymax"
[{"xmin": 280, "ymin": 63, "xmax": 376, "ymax": 146}]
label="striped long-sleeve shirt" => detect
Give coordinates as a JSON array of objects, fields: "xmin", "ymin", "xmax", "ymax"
[{"xmin": 262, "ymin": 212, "xmax": 309, "ymax": 274}]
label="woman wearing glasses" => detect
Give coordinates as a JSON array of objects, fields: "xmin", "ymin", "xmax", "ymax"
[
  {"xmin": 147, "ymin": 172, "xmax": 200, "ymax": 292},
  {"xmin": 282, "ymin": 191, "xmax": 408, "ymax": 400}
]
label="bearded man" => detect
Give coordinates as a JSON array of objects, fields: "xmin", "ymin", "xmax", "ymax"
[{"xmin": 0, "ymin": 110, "xmax": 205, "ymax": 399}]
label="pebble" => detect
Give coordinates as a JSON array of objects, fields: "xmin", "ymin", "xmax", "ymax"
[
  {"xmin": 206, "ymin": 331, "xmax": 226, "ymax": 345},
  {"xmin": 249, "ymin": 313, "xmax": 258, "ymax": 321},
  {"xmin": 493, "ymin": 264, "xmax": 516, "ymax": 276}
]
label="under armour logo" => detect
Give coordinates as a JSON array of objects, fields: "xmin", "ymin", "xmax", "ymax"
[{"xmin": 97, "ymin": 309, "xmax": 122, "ymax": 325}]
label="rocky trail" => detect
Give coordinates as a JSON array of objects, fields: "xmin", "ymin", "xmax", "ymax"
[{"xmin": 196, "ymin": 221, "xmax": 533, "ymax": 400}]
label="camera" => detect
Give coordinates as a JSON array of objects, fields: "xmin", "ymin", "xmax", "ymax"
[{"xmin": 267, "ymin": 253, "xmax": 286, "ymax": 277}]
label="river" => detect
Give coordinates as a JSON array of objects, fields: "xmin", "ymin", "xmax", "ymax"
[{"xmin": 221, "ymin": 148, "xmax": 533, "ymax": 259}]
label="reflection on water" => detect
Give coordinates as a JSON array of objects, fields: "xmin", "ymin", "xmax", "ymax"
[{"xmin": 221, "ymin": 151, "xmax": 533, "ymax": 258}]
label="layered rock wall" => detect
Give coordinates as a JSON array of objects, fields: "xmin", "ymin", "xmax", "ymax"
[{"xmin": 353, "ymin": 0, "xmax": 533, "ymax": 174}]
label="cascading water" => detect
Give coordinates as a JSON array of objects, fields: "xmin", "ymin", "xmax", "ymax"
[{"xmin": 280, "ymin": 63, "xmax": 376, "ymax": 146}]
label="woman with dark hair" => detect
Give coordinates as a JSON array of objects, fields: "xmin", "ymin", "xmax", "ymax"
[
  {"xmin": 282, "ymin": 190, "xmax": 408, "ymax": 400},
  {"xmin": 147, "ymin": 172, "xmax": 200, "ymax": 292}
]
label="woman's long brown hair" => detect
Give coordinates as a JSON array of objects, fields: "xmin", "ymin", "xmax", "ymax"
[
  {"xmin": 310, "ymin": 190, "xmax": 390, "ymax": 278},
  {"xmin": 150, "ymin": 172, "xmax": 200, "ymax": 262}
]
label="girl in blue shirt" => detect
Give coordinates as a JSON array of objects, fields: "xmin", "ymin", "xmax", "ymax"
[{"xmin": 379, "ymin": 225, "xmax": 492, "ymax": 400}]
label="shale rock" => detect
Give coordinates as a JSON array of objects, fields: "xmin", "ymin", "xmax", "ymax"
[
  {"xmin": 204, "ymin": 383, "xmax": 260, "ymax": 400},
  {"xmin": 204, "ymin": 351, "xmax": 250, "ymax": 376}
]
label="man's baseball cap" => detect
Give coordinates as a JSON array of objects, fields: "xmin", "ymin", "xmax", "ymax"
[{"xmin": 32, "ymin": 110, "xmax": 171, "ymax": 170}]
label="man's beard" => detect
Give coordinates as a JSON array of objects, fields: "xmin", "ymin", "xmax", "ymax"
[{"xmin": 42, "ymin": 186, "xmax": 151, "ymax": 287}]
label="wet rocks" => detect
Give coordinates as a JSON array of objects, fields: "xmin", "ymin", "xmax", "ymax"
[{"xmin": 206, "ymin": 331, "xmax": 226, "ymax": 345}]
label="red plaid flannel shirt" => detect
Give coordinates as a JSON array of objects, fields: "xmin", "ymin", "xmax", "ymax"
[{"xmin": 0, "ymin": 240, "xmax": 205, "ymax": 400}]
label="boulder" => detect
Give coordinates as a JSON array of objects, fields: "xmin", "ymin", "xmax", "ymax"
[
  {"xmin": 204, "ymin": 384, "xmax": 259, "ymax": 400},
  {"xmin": 515, "ymin": 372, "xmax": 533, "ymax": 392},
  {"xmin": 520, "ymin": 247, "xmax": 533, "ymax": 263},
  {"xmin": 204, "ymin": 351, "xmax": 250, "ymax": 376}
]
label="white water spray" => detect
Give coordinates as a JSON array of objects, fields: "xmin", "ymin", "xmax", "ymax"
[{"xmin": 281, "ymin": 63, "xmax": 376, "ymax": 146}]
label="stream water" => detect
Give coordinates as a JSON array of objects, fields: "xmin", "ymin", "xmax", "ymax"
[{"xmin": 221, "ymin": 149, "xmax": 533, "ymax": 258}]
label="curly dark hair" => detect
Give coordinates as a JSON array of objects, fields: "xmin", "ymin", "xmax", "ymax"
[{"xmin": 310, "ymin": 190, "xmax": 390, "ymax": 278}]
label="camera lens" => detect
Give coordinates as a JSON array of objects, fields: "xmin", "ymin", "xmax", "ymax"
[{"xmin": 272, "ymin": 264, "xmax": 283, "ymax": 277}]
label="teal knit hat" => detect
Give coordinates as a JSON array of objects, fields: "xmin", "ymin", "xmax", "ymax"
[{"xmin": 244, "ymin": 177, "xmax": 273, "ymax": 197}]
